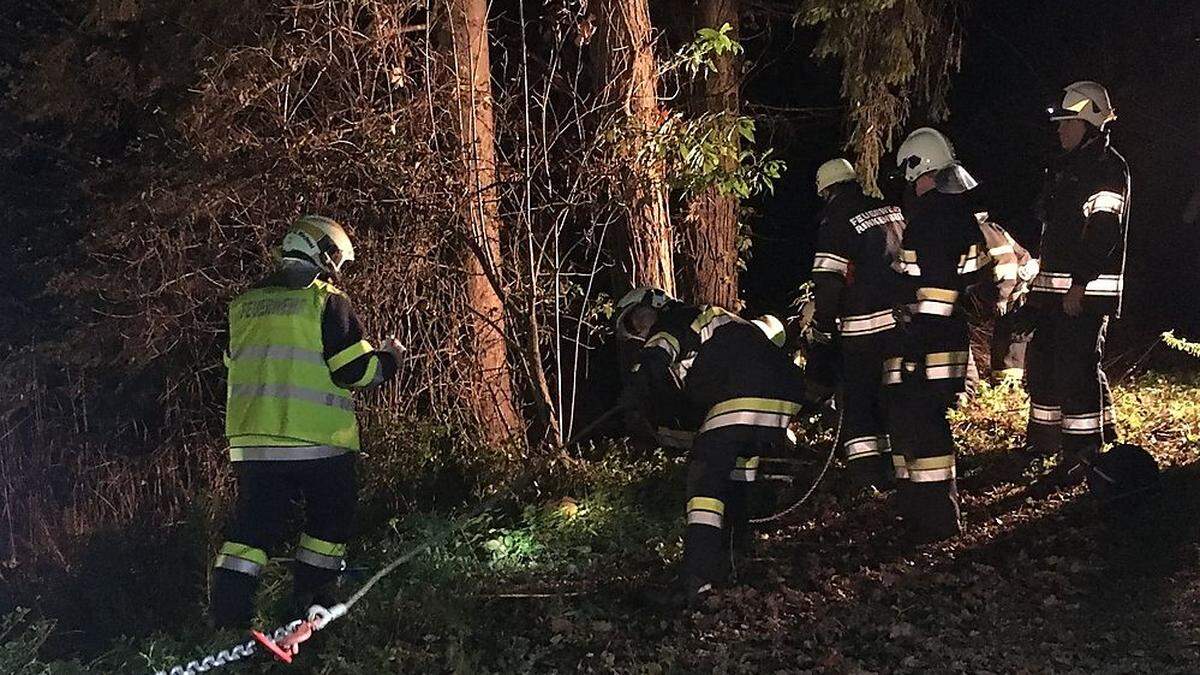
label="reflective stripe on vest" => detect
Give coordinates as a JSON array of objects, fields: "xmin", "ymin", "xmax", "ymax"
[{"xmin": 226, "ymin": 280, "xmax": 360, "ymax": 458}]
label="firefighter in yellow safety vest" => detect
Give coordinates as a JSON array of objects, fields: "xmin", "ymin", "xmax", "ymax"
[{"xmin": 210, "ymin": 215, "xmax": 403, "ymax": 629}]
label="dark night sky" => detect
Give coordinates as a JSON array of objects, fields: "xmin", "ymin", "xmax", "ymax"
[{"xmin": 742, "ymin": 0, "xmax": 1200, "ymax": 342}]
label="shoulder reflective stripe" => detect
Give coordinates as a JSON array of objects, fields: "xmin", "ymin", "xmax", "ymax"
[
  {"xmin": 907, "ymin": 455, "xmax": 956, "ymax": 483},
  {"xmin": 220, "ymin": 541, "xmax": 268, "ymax": 566},
  {"xmin": 839, "ymin": 310, "xmax": 896, "ymax": 336},
  {"xmin": 1083, "ymin": 190, "xmax": 1126, "ymax": 217},
  {"xmin": 349, "ymin": 356, "xmax": 381, "ymax": 388},
  {"xmin": 812, "ymin": 253, "xmax": 851, "ymax": 276},
  {"xmin": 228, "ymin": 445, "xmax": 351, "ymax": 461},
  {"xmin": 327, "ymin": 339, "xmax": 374, "ymax": 372},
  {"xmin": 228, "ymin": 384, "xmax": 353, "ymax": 411},
  {"xmin": 299, "ymin": 534, "xmax": 347, "ymax": 557},
  {"xmin": 215, "ymin": 554, "xmax": 263, "ymax": 576},
  {"xmin": 231, "ymin": 345, "xmax": 326, "ymax": 366},
  {"xmin": 893, "ymin": 454, "xmax": 909, "ymax": 480},
  {"xmin": 646, "ymin": 332, "xmax": 681, "ymax": 359}
]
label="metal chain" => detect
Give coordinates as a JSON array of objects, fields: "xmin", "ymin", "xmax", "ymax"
[
  {"xmin": 154, "ymin": 620, "xmax": 303, "ymax": 675},
  {"xmin": 749, "ymin": 411, "xmax": 842, "ymax": 525}
]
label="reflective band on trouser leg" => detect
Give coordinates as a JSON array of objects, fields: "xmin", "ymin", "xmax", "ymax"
[
  {"xmin": 1062, "ymin": 411, "xmax": 1110, "ymax": 436},
  {"xmin": 214, "ymin": 541, "xmax": 267, "ymax": 577},
  {"xmin": 907, "ymin": 455, "xmax": 955, "ymax": 483},
  {"xmin": 729, "ymin": 456, "xmax": 760, "ymax": 482},
  {"xmin": 883, "ymin": 357, "xmax": 903, "ymax": 386},
  {"xmin": 893, "ymin": 454, "xmax": 909, "ymax": 480},
  {"xmin": 1030, "ymin": 404, "xmax": 1062, "ymax": 427},
  {"xmin": 686, "ymin": 497, "xmax": 724, "ymax": 528},
  {"xmin": 925, "ymin": 352, "xmax": 969, "ymax": 380},
  {"xmin": 295, "ymin": 533, "xmax": 347, "ymax": 570},
  {"xmin": 699, "ymin": 398, "xmax": 802, "ymax": 434},
  {"xmin": 844, "ymin": 436, "xmax": 881, "ymax": 462}
]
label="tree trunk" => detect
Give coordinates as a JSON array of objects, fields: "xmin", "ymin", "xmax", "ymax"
[
  {"xmin": 593, "ymin": 0, "xmax": 675, "ymax": 294},
  {"xmin": 447, "ymin": 0, "xmax": 522, "ymax": 446},
  {"xmin": 679, "ymin": 0, "xmax": 740, "ymax": 308}
]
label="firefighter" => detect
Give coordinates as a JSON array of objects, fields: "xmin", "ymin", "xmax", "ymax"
[
  {"xmin": 1025, "ymin": 81, "xmax": 1129, "ymax": 477},
  {"xmin": 211, "ymin": 215, "xmax": 403, "ymax": 629},
  {"xmin": 808, "ymin": 158, "xmax": 906, "ymax": 492},
  {"xmin": 888, "ymin": 128, "xmax": 990, "ymax": 543},
  {"xmin": 615, "ymin": 288, "xmax": 805, "ymax": 604}
]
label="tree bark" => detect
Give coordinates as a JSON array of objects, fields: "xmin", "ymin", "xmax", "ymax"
[
  {"xmin": 679, "ymin": 0, "xmax": 740, "ymax": 308},
  {"xmin": 447, "ymin": 0, "xmax": 522, "ymax": 446},
  {"xmin": 593, "ymin": 0, "xmax": 675, "ymax": 294}
]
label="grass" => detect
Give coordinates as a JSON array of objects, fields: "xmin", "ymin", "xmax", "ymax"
[{"xmin": 4, "ymin": 371, "xmax": 1200, "ymax": 673}]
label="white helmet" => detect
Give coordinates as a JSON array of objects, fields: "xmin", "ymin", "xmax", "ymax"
[
  {"xmin": 751, "ymin": 314, "xmax": 787, "ymax": 348},
  {"xmin": 896, "ymin": 127, "xmax": 958, "ymax": 182},
  {"xmin": 614, "ymin": 287, "xmax": 673, "ymax": 341},
  {"xmin": 1049, "ymin": 81, "xmax": 1116, "ymax": 129},
  {"xmin": 280, "ymin": 215, "xmax": 355, "ymax": 275},
  {"xmin": 815, "ymin": 158, "xmax": 858, "ymax": 194}
]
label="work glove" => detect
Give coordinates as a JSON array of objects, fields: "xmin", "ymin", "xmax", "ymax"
[
  {"xmin": 379, "ymin": 337, "xmax": 406, "ymax": 362},
  {"xmin": 1006, "ymin": 301, "xmax": 1039, "ymax": 343}
]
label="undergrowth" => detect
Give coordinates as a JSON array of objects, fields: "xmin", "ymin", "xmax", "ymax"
[{"xmin": 4, "ymin": 371, "xmax": 1200, "ymax": 673}]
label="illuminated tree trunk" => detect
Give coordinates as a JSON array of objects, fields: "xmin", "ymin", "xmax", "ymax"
[
  {"xmin": 593, "ymin": 0, "xmax": 675, "ymax": 294},
  {"xmin": 679, "ymin": 0, "xmax": 741, "ymax": 308},
  {"xmin": 447, "ymin": 0, "xmax": 522, "ymax": 445}
]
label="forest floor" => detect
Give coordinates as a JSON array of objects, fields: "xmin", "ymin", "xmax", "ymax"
[{"xmin": 4, "ymin": 373, "xmax": 1200, "ymax": 674}]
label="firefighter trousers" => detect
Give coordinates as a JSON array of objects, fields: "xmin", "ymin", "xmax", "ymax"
[
  {"xmin": 885, "ymin": 378, "xmax": 962, "ymax": 542},
  {"xmin": 1026, "ymin": 309, "xmax": 1113, "ymax": 458},
  {"xmin": 683, "ymin": 408, "xmax": 798, "ymax": 589},
  {"xmin": 210, "ymin": 454, "xmax": 356, "ymax": 629},
  {"xmin": 838, "ymin": 331, "xmax": 894, "ymax": 488}
]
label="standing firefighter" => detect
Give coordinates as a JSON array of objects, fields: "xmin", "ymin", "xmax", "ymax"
[
  {"xmin": 808, "ymin": 158, "xmax": 906, "ymax": 492},
  {"xmin": 888, "ymin": 128, "xmax": 990, "ymax": 543},
  {"xmin": 211, "ymin": 215, "xmax": 403, "ymax": 629},
  {"xmin": 1025, "ymin": 82, "xmax": 1129, "ymax": 475},
  {"xmin": 615, "ymin": 289, "xmax": 805, "ymax": 605}
]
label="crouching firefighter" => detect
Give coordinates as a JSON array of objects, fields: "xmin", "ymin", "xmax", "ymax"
[
  {"xmin": 808, "ymin": 158, "xmax": 907, "ymax": 493},
  {"xmin": 211, "ymin": 215, "xmax": 404, "ymax": 629},
  {"xmin": 888, "ymin": 128, "xmax": 992, "ymax": 543},
  {"xmin": 614, "ymin": 288, "xmax": 805, "ymax": 604},
  {"xmin": 1025, "ymin": 81, "xmax": 1129, "ymax": 481}
]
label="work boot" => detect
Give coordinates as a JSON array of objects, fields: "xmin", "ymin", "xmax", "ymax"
[
  {"xmin": 905, "ymin": 481, "xmax": 961, "ymax": 545},
  {"xmin": 684, "ymin": 575, "xmax": 718, "ymax": 612},
  {"xmin": 845, "ymin": 455, "xmax": 895, "ymax": 497},
  {"xmin": 210, "ymin": 568, "xmax": 258, "ymax": 631}
]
